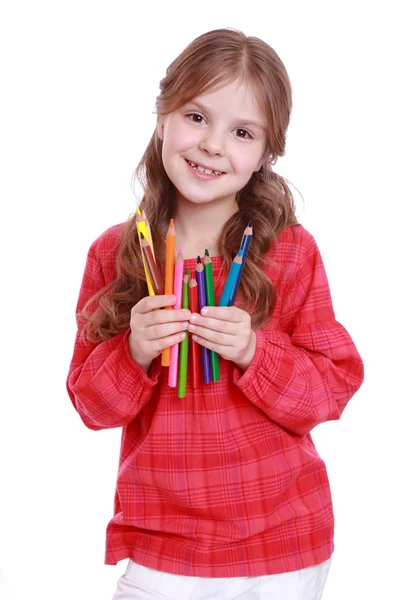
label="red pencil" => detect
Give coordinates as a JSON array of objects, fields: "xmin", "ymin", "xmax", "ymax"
[{"xmin": 189, "ymin": 275, "xmax": 201, "ymax": 389}]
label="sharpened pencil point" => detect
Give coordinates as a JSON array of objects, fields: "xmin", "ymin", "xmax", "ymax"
[
  {"xmin": 140, "ymin": 232, "xmax": 145, "ymax": 240},
  {"xmin": 205, "ymin": 249, "xmax": 209, "ymax": 256},
  {"xmin": 248, "ymin": 220, "xmax": 253, "ymax": 227},
  {"xmin": 197, "ymin": 256, "xmax": 201, "ymax": 263}
]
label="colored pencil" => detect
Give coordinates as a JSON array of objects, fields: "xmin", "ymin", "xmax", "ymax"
[
  {"xmin": 136, "ymin": 208, "xmax": 155, "ymax": 256},
  {"xmin": 135, "ymin": 212, "xmax": 155, "ymax": 296},
  {"xmin": 168, "ymin": 250, "xmax": 184, "ymax": 387},
  {"xmin": 195, "ymin": 256, "xmax": 211, "ymax": 384},
  {"xmin": 141, "ymin": 209, "xmax": 154, "ymax": 255},
  {"xmin": 228, "ymin": 221, "xmax": 253, "ymax": 306},
  {"xmin": 139, "ymin": 233, "xmax": 163, "ymax": 295},
  {"xmin": 203, "ymin": 249, "xmax": 220, "ymax": 382},
  {"xmin": 161, "ymin": 219, "xmax": 176, "ymax": 367},
  {"xmin": 178, "ymin": 269, "xmax": 190, "ymax": 398},
  {"xmin": 189, "ymin": 276, "xmax": 201, "ymax": 389},
  {"xmin": 218, "ymin": 249, "xmax": 243, "ymax": 306}
]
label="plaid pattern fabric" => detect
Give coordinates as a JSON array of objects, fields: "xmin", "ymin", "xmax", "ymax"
[{"xmin": 66, "ymin": 223, "xmax": 364, "ymax": 577}]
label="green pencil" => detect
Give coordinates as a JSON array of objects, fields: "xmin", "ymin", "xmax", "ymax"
[
  {"xmin": 178, "ymin": 269, "xmax": 190, "ymax": 398},
  {"xmin": 203, "ymin": 250, "xmax": 220, "ymax": 382}
]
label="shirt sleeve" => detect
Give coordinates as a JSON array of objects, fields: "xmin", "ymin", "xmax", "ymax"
[
  {"xmin": 233, "ymin": 230, "xmax": 364, "ymax": 437},
  {"xmin": 66, "ymin": 238, "xmax": 161, "ymax": 431}
]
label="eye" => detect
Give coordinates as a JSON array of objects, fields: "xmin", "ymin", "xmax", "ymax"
[
  {"xmin": 187, "ymin": 112, "xmax": 205, "ymax": 124},
  {"xmin": 233, "ymin": 128, "xmax": 253, "ymax": 139}
]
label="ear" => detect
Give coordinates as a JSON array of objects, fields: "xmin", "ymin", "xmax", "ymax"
[{"xmin": 156, "ymin": 116, "xmax": 164, "ymax": 140}]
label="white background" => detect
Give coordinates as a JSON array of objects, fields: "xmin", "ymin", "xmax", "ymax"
[{"xmin": 1, "ymin": 1, "xmax": 398, "ymax": 599}]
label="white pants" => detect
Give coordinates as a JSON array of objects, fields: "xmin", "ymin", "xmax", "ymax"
[{"xmin": 112, "ymin": 557, "xmax": 332, "ymax": 599}]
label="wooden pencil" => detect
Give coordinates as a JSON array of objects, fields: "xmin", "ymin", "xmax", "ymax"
[
  {"xmin": 135, "ymin": 212, "xmax": 155, "ymax": 296},
  {"xmin": 203, "ymin": 249, "xmax": 220, "ymax": 382},
  {"xmin": 178, "ymin": 270, "xmax": 190, "ymax": 398},
  {"xmin": 168, "ymin": 250, "xmax": 184, "ymax": 387},
  {"xmin": 141, "ymin": 209, "xmax": 154, "ymax": 255},
  {"xmin": 195, "ymin": 257, "xmax": 211, "ymax": 384},
  {"xmin": 139, "ymin": 232, "xmax": 163, "ymax": 295},
  {"xmin": 161, "ymin": 219, "xmax": 176, "ymax": 367},
  {"xmin": 228, "ymin": 221, "xmax": 253, "ymax": 306},
  {"xmin": 218, "ymin": 250, "xmax": 243, "ymax": 306},
  {"xmin": 189, "ymin": 276, "xmax": 201, "ymax": 389}
]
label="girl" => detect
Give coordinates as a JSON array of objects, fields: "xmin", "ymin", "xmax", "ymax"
[{"xmin": 67, "ymin": 28, "xmax": 364, "ymax": 600}]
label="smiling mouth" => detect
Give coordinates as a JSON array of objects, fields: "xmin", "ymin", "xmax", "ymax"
[{"xmin": 185, "ymin": 159, "xmax": 225, "ymax": 176}]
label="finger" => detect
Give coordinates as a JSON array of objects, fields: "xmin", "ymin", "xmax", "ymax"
[
  {"xmin": 153, "ymin": 330, "xmax": 189, "ymax": 353},
  {"xmin": 189, "ymin": 314, "xmax": 237, "ymax": 334},
  {"xmin": 133, "ymin": 294, "xmax": 177, "ymax": 314},
  {"xmin": 142, "ymin": 307, "xmax": 191, "ymax": 328},
  {"xmin": 191, "ymin": 333, "xmax": 233, "ymax": 356},
  {"xmin": 147, "ymin": 320, "xmax": 189, "ymax": 341},
  {"xmin": 200, "ymin": 306, "xmax": 245, "ymax": 322},
  {"xmin": 189, "ymin": 324, "xmax": 233, "ymax": 347}
]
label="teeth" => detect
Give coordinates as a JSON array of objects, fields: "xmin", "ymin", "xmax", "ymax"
[{"xmin": 188, "ymin": 161, "xmax": 223, "ymax": 176}]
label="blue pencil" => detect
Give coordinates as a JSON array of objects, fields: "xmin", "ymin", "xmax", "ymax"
[
  {"xmin": 228, "ymin": 221, "xmax": 253, "ymax": 306},
  {"xmin": 219, "ymin": 249, "xmax": 243, "ymax": 307}
]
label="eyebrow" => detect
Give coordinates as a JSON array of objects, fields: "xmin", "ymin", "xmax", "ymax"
[{"xmin": 187, "ymin": 100, "xmax": 267, "ymax": 132}]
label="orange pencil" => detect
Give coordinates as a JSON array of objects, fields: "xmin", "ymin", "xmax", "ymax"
[{"xmin": 161, "ymin": 219, "xmax": 176, "ymax": 366}]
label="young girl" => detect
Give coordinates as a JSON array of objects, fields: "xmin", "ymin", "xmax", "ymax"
[{"xmin": 67, "ymin": 28, "xmax": 364, "ymax": 600}]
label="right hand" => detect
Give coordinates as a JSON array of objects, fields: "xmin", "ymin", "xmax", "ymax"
[{"xmin": 128, "ymin": 295, "xmax": 191, "ymax": 371}]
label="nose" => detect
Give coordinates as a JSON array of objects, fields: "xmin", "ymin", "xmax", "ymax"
[{"xmin": 198, "ymin": 127, "xmax": 225, "ymax": 156}]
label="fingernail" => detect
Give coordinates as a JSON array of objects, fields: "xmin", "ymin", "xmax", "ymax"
[
  {"xmin": 190, "ymin": 314, "xmax": 198, "ymax": 322},
  {"xmin": 201, "ymin": 308, "xmax": 208, "ymax": 315}
]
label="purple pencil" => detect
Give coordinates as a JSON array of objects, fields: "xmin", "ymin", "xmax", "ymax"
[{"xmin": 195, "ymin": 256, "xmax": 211, "ymax": 385}]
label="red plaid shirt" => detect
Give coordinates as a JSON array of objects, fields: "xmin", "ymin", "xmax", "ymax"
[{"xmin": 66, "ymin": 223, "xmax": 364, "ymax": 577}]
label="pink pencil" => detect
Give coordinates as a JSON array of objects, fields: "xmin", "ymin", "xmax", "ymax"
[{"xmin": 168, "ymin": 250, "xmax": 184, "ymax": 387}]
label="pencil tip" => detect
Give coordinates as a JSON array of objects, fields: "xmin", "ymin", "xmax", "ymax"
[
  {"xmin": 139, "ymin": 232, "xmax": 144, "ymax": 239},
  {"xmin": 238, "ymin": 249, "xmax": 243, "ymax": 257},
  {"xmin": 185, "ymin": 267, "xmax": 190, "ymax": 274},
  {"xmin": 197, "ymin": 255, "xmax": 201, "ymax": 263},
  {"xmin": 178, "ymin": 249, "xmax": 182, "ymax": 256},
  {"xmin": 248, "ymin": 220, "xmax": 253, "ymax": 227},
  {"xmin": 205, "ymin": 249, "xmax": 209, "ymax": 256},
  {"xmin": 169, "ymin": 218, "xmax": 174, "ymax": 226},
  {"xmin": 136, "ymin": 207, "xmax": 141, "ymax": 215}
]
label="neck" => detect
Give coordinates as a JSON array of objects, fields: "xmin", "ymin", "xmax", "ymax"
[{"xmin": 173, "ymin": 196, "xmax": 238, "ymax": 255}]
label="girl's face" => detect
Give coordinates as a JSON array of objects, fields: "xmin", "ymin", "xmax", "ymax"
[{"xmin": 158, "ymin": 78, "xmax": 268, "ymax": 209}]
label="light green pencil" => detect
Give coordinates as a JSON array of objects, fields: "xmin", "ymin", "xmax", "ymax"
[
  {"xmin": 204, "ymin": 250, "xmax": 220, "ymax": 382},
  {"xmin": 178, "ymin": 269, "xmax": 190, "ymax": 398}
]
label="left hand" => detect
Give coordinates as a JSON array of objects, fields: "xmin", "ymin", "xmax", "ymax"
[{"xmin": 188, "ymin": 306, "xmax": 257, "ymax": 371}]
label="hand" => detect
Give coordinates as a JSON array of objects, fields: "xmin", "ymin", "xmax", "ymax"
[
  {"xmin": 128, "ymin": 295, "xmax": 191, "ymax": 372},
  {"xmin": 188, "ymin": 306, "xmax": 257, "ymax": 371}
]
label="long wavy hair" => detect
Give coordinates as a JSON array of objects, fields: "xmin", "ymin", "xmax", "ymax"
[{"xmin": 80, "ymin": 28, "xmax": 299, "ymax": 342}]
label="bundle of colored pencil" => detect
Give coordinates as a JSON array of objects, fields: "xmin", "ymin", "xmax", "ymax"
[{"xmin": 136, "ymin": 211, "xmax": 253, "ymax": 397}]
